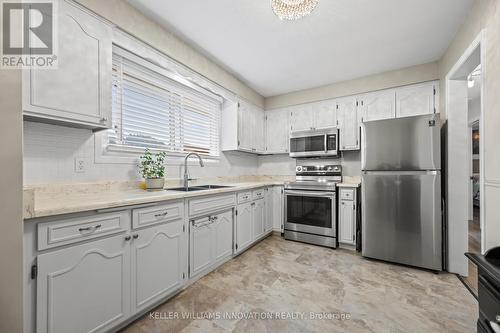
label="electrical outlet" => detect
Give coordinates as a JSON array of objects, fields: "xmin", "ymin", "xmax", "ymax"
[{"xmin": 74, "ymin": 157, "xmax": 86, "ymax": 173}]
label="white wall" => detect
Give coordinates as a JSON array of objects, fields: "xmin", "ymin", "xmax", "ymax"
[
  {"xmin": 439, "ymin": 0, "xmax": 500, "ymax": 252},
  {"xmin": 23, "ymin": 122, "xmax": 258, "ymax": 185},
  {"xmin": 468, "ymin": 97, "xmax": 481, "ymax": 123},
  {"xmin": 257, "ymin": 151, "xmax": 361, "ymax": 177}
]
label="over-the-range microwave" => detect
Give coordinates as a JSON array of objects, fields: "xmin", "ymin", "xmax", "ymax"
[{"xmin": 289, "ymin": 128, "xmax": 338, "ymax": 158}]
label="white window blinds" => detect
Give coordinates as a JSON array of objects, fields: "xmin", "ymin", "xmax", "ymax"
[{"xmin": 109, "ymin": 47, "xmax": 221, "ymax": 157}]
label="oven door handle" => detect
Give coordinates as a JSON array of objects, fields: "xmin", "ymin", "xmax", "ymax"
[{"xmin": 285, "ymin": 190, "xmax": 335, "ymax": 198}]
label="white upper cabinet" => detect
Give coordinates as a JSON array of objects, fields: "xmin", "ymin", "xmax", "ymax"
[
  {"xmin": 290, "ymin": 104, "xmax": 314, "ymax": 132},
  {"xmin": 312, "ymin": 100, "xmax": 337, "ymax": 129},
  {"xmin": 337, "ymin": 97, "xmax": 360, "ymax": 151},
  {"xmin": 23, "ymin": 0, "xmax": 112, "ymax": 131},
  {"xmin": 395, "ymin": 82, "xmax": 437, "ymax": 118},
  {"xmin": 290, "ymin": 101, "xmax": 336, "ymax": 132},
  {"xmin": 360, "ymin": 90, "xmax": 396, "ymax": 122},
  {"xmin": 222, "ymin": 100, "xmax": 265, "ymax": 154},
  {"xmin": 265, "ymin": 108, "xmax": 289, "ymax": 154}
]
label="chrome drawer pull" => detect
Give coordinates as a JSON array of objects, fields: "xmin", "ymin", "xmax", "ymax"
[
  {"xmin": 78, "ymin": 224, "xmax": 102, "ymax": 232},
  {"xmin": 154, "ymin": 211, "xmax": 169, "ymax": 218}
]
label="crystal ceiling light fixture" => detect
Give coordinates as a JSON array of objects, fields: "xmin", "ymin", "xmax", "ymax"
[{"xmin": 271, "ymin": 0, "xmax": 319, "ymax": 21}]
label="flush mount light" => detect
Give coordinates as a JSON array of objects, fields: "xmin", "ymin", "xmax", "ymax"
[{"xmin": 271, "ymin": 0, "xmax": 319, "ymax": 21}]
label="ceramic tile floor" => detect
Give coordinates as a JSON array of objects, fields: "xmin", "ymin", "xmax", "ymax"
[{"xmin": 121, "ymin": 235, "xmax": 477, "ymax": 333}]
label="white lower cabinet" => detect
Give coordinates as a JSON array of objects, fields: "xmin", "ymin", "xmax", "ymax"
[
  {"xmin": 338, "ymin": 188, "xmax": 357, "ymax": 246},
  {"xmin": 252, "ymin": 199, "xmax": 266, "ymax": 241},
  {"xmin": 36, "ymin": 234, "xmax": 131, "ymax": 333},
  {"xmin": 265, "ymin": 188, "xmax": 273, "ymax": 232},
  {"xmin": 131, "ymin": 219, "xmax": 185, "ymax": 313},
  {"xmin": 190, "ymin": 210, "xmax": 233, "ymax": 279},
  {"xmin": 235, "ymin": 201, "xmax": 253, "ymax": 254}
]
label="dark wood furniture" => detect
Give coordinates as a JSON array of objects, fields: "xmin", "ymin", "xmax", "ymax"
[{"xmin": 466, "ymin": 247, "xmax": 500, "ymax": 333}]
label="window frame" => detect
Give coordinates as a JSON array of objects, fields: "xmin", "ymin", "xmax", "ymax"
[{"xmin": 96, "ymin": 37, "xmax": 226, "ymax": 166}]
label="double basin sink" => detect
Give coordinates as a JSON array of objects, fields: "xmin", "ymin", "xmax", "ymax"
[{"xmin": 167, "ymin": 184, "xmax": 233, "ymax": 192}]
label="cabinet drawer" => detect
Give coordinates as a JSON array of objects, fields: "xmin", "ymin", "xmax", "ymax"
[
  {"xmin": 132, "ymin": 200, "xmax": 184, "ymax": 229},
  {"xmin": 478, "ymin": 276, "xmax": 500, "ymax": 325},
  {"xmin": 238, "ymin": 191, "xmax": 252, "ymax": 204},
  {"xmin": 37, "ymin": 211, "xmax": 129, "ymax": 250},
  {"xmin": 189, "ymin": 193, "xmax": 236, "ymax": 217},
  {"xmin": 252, "ymin": 188, "xmax": 265, "ymax": 200},
  {"xmin": 340, "ymin": 189, "xmax": 354, "ymax": 201}
]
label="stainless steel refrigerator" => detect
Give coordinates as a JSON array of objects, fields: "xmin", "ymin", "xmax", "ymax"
[{"xmin": 361, "ymin": 114, "xmax": 442, "ymax": 271}]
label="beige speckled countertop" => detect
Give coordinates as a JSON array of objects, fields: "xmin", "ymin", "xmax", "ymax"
[{"xmin": 23, "ymin": 178, "xmax": 289, "ymax": 220}]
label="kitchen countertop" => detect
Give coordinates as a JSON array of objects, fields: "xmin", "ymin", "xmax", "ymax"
[
  {"xmin": 336, "ymin": 182, "xmax": 361, "ymax": 188},
  {"xmin": 23, "ymin": 181, "xmax": 286, "ymax": 220}
]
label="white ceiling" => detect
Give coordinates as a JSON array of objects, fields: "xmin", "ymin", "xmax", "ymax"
[{"xmin": 127, "ymin": 0, "xmax": 475, "ymax": 97}]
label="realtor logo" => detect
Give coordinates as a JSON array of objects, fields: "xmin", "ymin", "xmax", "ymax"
[{"xmin": 1, "ymin": 0, "xmax": 57, "ymax": 68}]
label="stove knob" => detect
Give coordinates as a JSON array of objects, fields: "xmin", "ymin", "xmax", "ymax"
[
  {"xmin": 296, "ymin": 166, "xmax": 303, "ymax": 172},
  {"xmin": 327, "ymin": 167, "xmax": 333, "ymax": 171}
]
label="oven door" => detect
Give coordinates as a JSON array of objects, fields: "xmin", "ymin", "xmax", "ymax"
[
  {"xmin": 284, "ymin": 190, "xmax": 336, "ymax": 237},
  {"xmin": 289, "ymin": 134, "xmax": 326, "ymax": 158}
]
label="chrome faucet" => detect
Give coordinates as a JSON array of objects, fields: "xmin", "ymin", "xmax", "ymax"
[{"xmin": 183, "ymin": 153, "xmax": 204, "ymax": 189}]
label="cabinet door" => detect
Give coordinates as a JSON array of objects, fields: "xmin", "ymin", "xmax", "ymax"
[
  {"xmin": 395, "ymin": 82, "xmax": 435, "ymax": 118},
  {"xmin": 238, "ymin": 102, "xmax": 254, "ymax": 151},
  {"xmin": 272, "ymin": 187, "xmax": 284, "ymax": 232},
  {"xmin": 236, "ymin": 202, "xmax": 253, "ymax": 253},
  {"xmin": 252, "ymin": 199, "xmax": 266, "ymax": 240},
  {"xmin": 313, "ymin": 100, "xmax": 337, "ymax": 129},
  {"xmin": 131, "ymin": 220, "xmax": 185, "ymax": 313},
  {"xmin": 23, "ymin": 0, "xmax": 112, "ymax": 129},
  {"xmin": 265, "ymin": 108, "xmax": 289, "ymax": 154},
  {"xmin": 290, "ymin": 105, "xmax": 314, "ymax": 132},
  {"xmin": 253, "ymin": 106, "xmax": 266, "ymax": 153},
  {"xmin": 37, "ymin": 234, "xmax": 130, "ymax": 333},
  {"xmin": 265, "ymin": 188, "xmax": 273, "ymax": 233},
  {"xmin": 361, "ymin": 90, "xmax": 396, "ymax": 122},
  {"xmin": 212, "ymin": 210, "xmax": 234, "ymax": 263},
  {"xmin": 337, "ymin": 97, "xmax": 360, "ymax": 150},
  {"xmin": 339, "ymin": 200, "xmax": 356, "ymax": 245},
  {"xmin": 190, "ymin": 216, "xmax": 213, "ymax": 278}
]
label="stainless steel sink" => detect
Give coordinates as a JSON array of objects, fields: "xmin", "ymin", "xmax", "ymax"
[
  {"xmin": 198, "ymin": 184, "xmax": 233, "ymax": 189},
  {"xmin": 166, "ymin": 184, "xmax": 233, "ymax": 192}
]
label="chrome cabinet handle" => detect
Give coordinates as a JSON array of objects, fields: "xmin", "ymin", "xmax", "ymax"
[
  {"xmin": 79, "ymin": 224, "xmax": 102, "ymax": 232},
  {"xmin": 125, "ymin": 235, "xmax": 131, "ymax": 241},
  {"xmin": 154, "ymin": 211, "xmax": 168, "ymax": 218},
  {"xmin": 133, "ymin": 234, "xmax": 139, "ymax": 239}
]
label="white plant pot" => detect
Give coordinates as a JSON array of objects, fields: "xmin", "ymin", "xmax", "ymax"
[{"xmin": 145, "ymin": 178, "xmax": 165, "ymax": 190}]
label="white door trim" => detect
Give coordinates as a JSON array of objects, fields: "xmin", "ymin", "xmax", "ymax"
[{"xmin": 445, "ymin": 29, "xmax": 486, "ymax": 276}]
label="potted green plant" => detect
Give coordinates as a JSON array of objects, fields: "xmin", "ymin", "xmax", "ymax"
[{"xmin": 139, "ymin": 149, "xmax": 167, "ymax": 190}]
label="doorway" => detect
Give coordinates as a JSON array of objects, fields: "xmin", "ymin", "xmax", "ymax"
[{"xmin": 445, "ymin": 31, "xmax": 485, "ymax": 286}]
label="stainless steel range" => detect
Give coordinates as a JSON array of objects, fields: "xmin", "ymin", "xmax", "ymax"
[{"xmin": 284, "ymin": 162, "xmax": 342, "ymax": 248}]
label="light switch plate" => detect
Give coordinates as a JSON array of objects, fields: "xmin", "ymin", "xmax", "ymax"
[{"xmin": 74, "ymin": 157, "xmax": 86, "ymax": 173}]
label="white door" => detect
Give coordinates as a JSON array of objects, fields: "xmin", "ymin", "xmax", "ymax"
[
  {"xmin": 290, "ymin": 105, "xmax": 314, "ymax": 132},
  {"xmin": 190, "ymin": 216, "xmax": 213, "ymax": 278},
  {"xmin": 236, "ymin": 202, "xmax": 253, "ymax": 253},
  {"xmin": 396, "ymin": 82, "xmax": 436, "ymax": 118},
  {"xmin": 313, "ymin": 100, "xmax": 337, "ymax": 129},
  {"xmin": 339, "ymin": 200, "xmax": 356, "ymax": 245},
  {"xmin": 37, "ymin": 234, "xmax": 130, "ymax": 333},
  {"xmin": 238, "ymin": 102, "xmax": 254, "ymax": 151},
  {"xmin": 337, "ymin": 97, "xmax": 360, "ymax": 150},
  {"xmin": 131, "ymin": 220, "xmax": 185, "ymax": 313},
  {"xmin": 265, "ymin": 108, "xmax": 289, "ymax": 154},
  {"xmin": 252, "ymin": 199, "xmax": 266, "ymax": 240},
  {"xmin": 361, "ymin": 90, "xmax": 396, "ymax": 122},
  {"xmin": 253, "ymin": 106, "xmax": 266, "ymax": 153},
  {"xmin": 272, "ymin": 187, "xmax": 284, "ymax": 232},
  {"xmin": 265, "ymin": 188, "xmax": 273, "ymax": 232},
  {"xmin": 212, "ymin": 210, "xmax": 234, "ymax": 263},
  {"xmin": 24, "ymin": 0, "xmax": 112, "ymax": 129}
]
